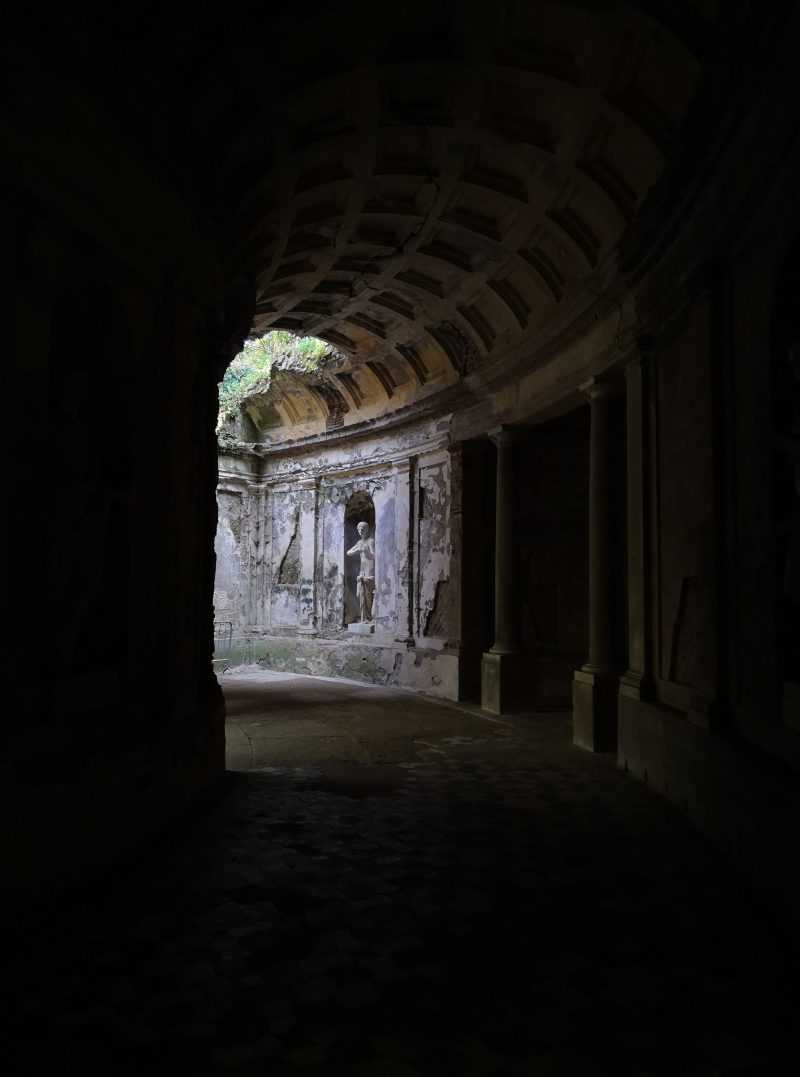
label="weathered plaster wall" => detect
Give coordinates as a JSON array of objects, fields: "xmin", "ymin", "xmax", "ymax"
[
  {"xmin": 416, "ymin": 457, "xmax": 457, "ymax": 640},
  {"xmin": 214, "ymin": 418, "xmax": 461, "ymax": 697},
  {"xmin": 269, "ymin": 488, "xmax": 303, "ymax": 627},
  {"xmin": 320, "ymin": 492, "xmax": 345, "ymax": 630},
  {"xmin": 214, "ymin": 492, "xmax": 245, "ymax": 626}
]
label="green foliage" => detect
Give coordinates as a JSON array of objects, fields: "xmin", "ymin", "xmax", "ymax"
[{"xmin": 218, "ymin": 331, "xmax": 329, "ymax": 425}]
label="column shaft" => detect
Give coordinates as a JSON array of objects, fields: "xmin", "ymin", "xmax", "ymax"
[
  {"xmin": 620, "ymin": 354, "xmax": 651, "ymax": 697},
  {"xmin": 492, "ymin": 432, "xmax": 518, "ymax": 654},
  {"xmin": 482, "ymin": 427, "xmax": 524, "ymax": 714},
  {"xmin": 573, "ymin": 380, "xmax": 618, "ymax": 751},
  {"xmin": 587, "ymin": 389, "xmax": 613, "ymax": 672}
]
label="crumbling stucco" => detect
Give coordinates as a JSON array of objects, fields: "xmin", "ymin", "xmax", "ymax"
[
  {"xmin": 276, "ymin": 513, "xmax": 300, "ymax": 585},
  {"xmin": 213, "ymin": 419, "xmax": 460, "ymax": 695},
  {"xmin": 416, "ymin": 457, "xmax": 454, "ymax": 640}
]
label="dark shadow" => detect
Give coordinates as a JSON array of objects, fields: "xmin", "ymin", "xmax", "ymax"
[
  {"xmin": 772, "ymin": 237, "xmax": 800, "ymax": 728},
  {"xmin": 6, "ymin": 728, "xmax": 799, "ymax": 1076}
]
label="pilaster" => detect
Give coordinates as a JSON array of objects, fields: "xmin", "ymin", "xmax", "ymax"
[
  {"xmin": 393, "ymin": 457, "xmax": 415, "ymax": 644},
  {"xmin": 619, "ymin": 347, "xmax": 653, "ymax": 704},
  {"xmin": 482, "ymin": 426, "xmax": 526, "ymax": 714},
  {"xmin": 574, "ymin": 379, "xmax": 619, "ymax": 752}
]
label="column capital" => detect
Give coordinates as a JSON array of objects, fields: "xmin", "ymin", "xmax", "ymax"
[
  {"xmin": 622, "ymin": 333, "xmax": 657, "ymax": 380},
  {"xmin": 635, "ymin": 331, "xmax": 657, "ymax": 356},
  {"xmin": 624, "ymin": 353, "xmax": 644, "ymax": 381},
  {"xmin": 579, "ymin": 376, "xmax": 615, "ymax": 402},
  {"xmin": 487, "ymin": 424, "xmax": 518, "ymax": 447}
]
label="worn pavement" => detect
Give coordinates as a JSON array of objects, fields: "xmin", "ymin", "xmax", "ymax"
[{"xmin": 5, "ymin": 670, "xmax": 797, "ymax": 1075}]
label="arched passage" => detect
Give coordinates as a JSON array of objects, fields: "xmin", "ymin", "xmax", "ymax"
[{"xmin": 6, "ymin": 2, "xmax": 800, "ymax": 972}]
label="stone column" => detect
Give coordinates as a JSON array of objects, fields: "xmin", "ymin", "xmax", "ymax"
[
  {"xmin": 482, "ymin": 427, "xmax": 524, "ymax": 713},
  {"xmin": 619, "ymin": 349, "xmax": 652, "ymax": 703},
  {"xmin": 573, "ymin": 379, "xmax": 618, "ymax": 751}
]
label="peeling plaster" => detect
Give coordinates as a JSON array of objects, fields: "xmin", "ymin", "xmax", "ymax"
[
  {"xmin": 423, "ymin": 576, "xmax": 454, "ymax": 638},
  {"xmin": 416, "ymin": 459, "xmax": 452, "ymax": 639},
  {"xmin": 214, "ymin": 423, "xmax": 458, "ymax": 694},
  {"xmin": 276, "ymin": 513, "xmax": 300, "ymax": 584}
]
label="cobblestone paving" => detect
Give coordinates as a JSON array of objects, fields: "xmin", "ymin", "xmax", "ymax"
[{"xmin": 5, "ymin": 673, "xmax": 797, "ymax": 1075}]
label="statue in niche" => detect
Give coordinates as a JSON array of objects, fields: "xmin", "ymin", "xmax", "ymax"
[{"xmin": 346, "ymin": 521, "xmax": 375, "ymax": 622}]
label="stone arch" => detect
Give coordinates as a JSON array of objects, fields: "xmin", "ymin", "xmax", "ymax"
[{"xmin": 343, "ymin": 490, "xmax": 376, "ymax": 627}]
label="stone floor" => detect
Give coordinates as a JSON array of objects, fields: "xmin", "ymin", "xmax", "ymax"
[{"xmin": 5, "ymin": 670, "xmax": 798, "ymax": 1075}]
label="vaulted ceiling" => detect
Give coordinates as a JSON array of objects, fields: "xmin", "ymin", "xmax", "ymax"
[
  {"xmin": 22, "ymin": 2, "xmax": 749, "ymax": 442},
  {"xmin": 215, "ymin": 2, "xmax": 711, "ymax": 440}
]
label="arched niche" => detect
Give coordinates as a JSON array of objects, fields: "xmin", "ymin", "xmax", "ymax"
[{"xmin": 343, "ymin": 491, "xmax": 376, "ymax": 627}]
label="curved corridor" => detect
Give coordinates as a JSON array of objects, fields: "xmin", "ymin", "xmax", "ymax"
[{"xmin": 7, "ymin": 673, "xmax": 797, "ymax": 1075}]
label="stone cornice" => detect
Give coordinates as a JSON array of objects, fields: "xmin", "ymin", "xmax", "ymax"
[{"xmin": 262, "ymin": 439, "xmax": 451, "ymax": 484}]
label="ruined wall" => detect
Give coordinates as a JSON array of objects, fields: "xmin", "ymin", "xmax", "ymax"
[
  {"xmin": 214, "ymin": 418, "xmax": 461, "ymax": 697},
  {"xmin": 214, "ymin": 491, "xmax": 246, "ymax": 626}
]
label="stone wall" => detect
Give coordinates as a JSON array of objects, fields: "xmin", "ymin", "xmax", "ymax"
[
  {"xmin": 617, "ymin": 215, "xmax": 800, "ymax": 938},
  {"xmin": 4, "ymin": 175, "xmax": 231, "ymax": 900},
  {"xmin": 653, "ymin": 298, "xmax": 718, "ymax": 715},
  {"xmin": 214, "ymin": 418, "xmax": 461, "ymax": 698}
]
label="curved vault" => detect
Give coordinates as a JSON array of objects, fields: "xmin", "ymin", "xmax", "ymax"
[{"xmin": 223, "ymin": 2, "xmax": 705, "ymax": 442}]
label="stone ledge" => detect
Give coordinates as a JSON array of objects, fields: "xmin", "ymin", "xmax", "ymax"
[{"xmin": 219, "ymin": 634, "xmax": 460, "ymax": 700}]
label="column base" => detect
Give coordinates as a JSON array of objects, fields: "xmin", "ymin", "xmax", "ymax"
[
  {"xmin": 481, "ymin": 650, "xmax": 528, "ymax": 715},
  {"xmin": 687, "ymin": 693, "xmax": 729, "ymax": 733},
  {"xmin": 573, "ymin": 668, "xmax": 618, "ymax": 752},
  {"xmin": 619, "ymin": 669, "xmax": 651, "ymax": 702}
]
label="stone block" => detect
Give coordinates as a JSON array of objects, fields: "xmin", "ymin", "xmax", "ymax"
[
  {"xmin": 573, "ymin": 668, "xmax": 618, "ymax": 753},
  {"xmin": 481, "ymin": 651, "xmax": 528, "ymax": 714}
]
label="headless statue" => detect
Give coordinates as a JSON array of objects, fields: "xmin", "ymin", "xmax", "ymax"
[{"xmin": 346, "ymin": 520, "xmax": 375, "ymax": 622}]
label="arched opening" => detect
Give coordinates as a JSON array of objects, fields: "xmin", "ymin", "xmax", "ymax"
[{"xmin": 9, "ymin": 9, "xmax": 800, "ymax": 1067}]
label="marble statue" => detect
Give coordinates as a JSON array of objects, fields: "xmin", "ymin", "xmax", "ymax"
[{"xmin": 347, "ymin": 520, "xmax": 375, "ymax": 622}]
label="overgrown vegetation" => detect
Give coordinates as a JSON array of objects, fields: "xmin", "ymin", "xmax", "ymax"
[{"xmin": 218, "ymin": 331, "xmax": 329, "ymax": 425}]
